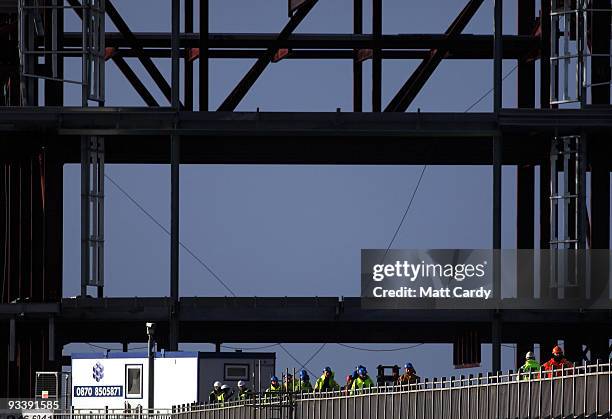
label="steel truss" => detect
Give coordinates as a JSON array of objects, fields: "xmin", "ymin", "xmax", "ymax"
[{"xmin": 1, "ymin": 0, "xmax": 611, "ymax": 399}]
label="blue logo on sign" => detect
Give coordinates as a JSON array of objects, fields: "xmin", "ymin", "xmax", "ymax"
[{"xmin": 92, "ymin": 362, "xmax": 104, "ymax": 382}]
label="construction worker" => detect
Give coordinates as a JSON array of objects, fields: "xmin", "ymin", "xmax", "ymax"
[
  {"xmin": 543, "ymin": 346, "xmax": 574, "ymax": 377},
  {"xmin": 314, "ymin": 367, "xmax": 340, "ymax": 392},
  {"xmin": 237, "ymin": 380, "xmax": 252, "ymax": 401},
  {"xmin": 209, "ymin": 381, "xmax": 224, "ymax": 404},
  {"xmin": 265, "ymin": 375, "xmax": 282, "ymax": 401},
  {"xmin": 350, "ymin": 366, "xmax": 374, "ymax": 393},
  {"xmin": 354, "ymin": 365, "xmax": 365, "ymax": 379},
  {"xmin": 221, "ymin": 384, "xmax": 234, "ymax": 401},
  {"xmin": 296, "ymin": 370, "xmax": 313, "ymax": 392},
  {"xmin": 283, "ymin": 373, "xmax": 296, "ymax": 392},
  {"xmin": 397, "ymin": 362, "xmax": 420, "ymax": 386},
  {"xmin": 518, "ymin": 351, "xmax": 541, "ymax": 380},
  {"xmin": 391, "ymin": 365, "xmax": 400, "ymax": 385},
  {"xmin": 343, "ymin": 374, "xmax": 353, "ymax": 393}
]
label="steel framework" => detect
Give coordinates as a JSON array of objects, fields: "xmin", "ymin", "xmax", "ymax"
[{"xmin": 0, "ymin": 0, "xmax": 611, "ymax": 399}]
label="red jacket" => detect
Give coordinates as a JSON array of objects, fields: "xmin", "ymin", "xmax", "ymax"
[{"xmin": 542, "ymin": 358, "xmax": 574, "ymax": 377}]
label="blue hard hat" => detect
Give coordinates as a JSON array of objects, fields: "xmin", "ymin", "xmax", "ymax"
[
  {"xmin": 323, "ymin": 366, "xmax": 332, "ymax": 373},
  {"xmin": 299, "ymin": 370, "xmax": 308, "ymax": 379},
  {"xmin": 404, "ymin": 363, "xmax": 414, "ymax": 370},
  {"xmin": 358, "ymin": 366, "xmax": 367, "ymax": 375},
  {"xmin": 271, "ymin": 375, "xmax": 279, "ymax": 382}
]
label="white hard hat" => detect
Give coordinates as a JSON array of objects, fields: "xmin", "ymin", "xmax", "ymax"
[
  {"xmin": 213, "ymin": 381, "xmax": 222, "ymax": 388},
  {"xmin": 221, "ymin": 384, "xmax": 229, "ymax": 390},
  {"xmin": 526, "ymin": 351, "xmax": 535, "ymax": 360},
  {"xmin": 237, "ymin": 380, "xmax": 246, "ymax": 387}
]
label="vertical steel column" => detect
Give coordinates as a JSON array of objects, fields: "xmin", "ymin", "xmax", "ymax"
[
  {"xmin": 44, "ymin": 0, "xmax": 64, "ymax": 106},
  {"xmin": 589, "ymin": 0, "xmax": 610, "ymax": 311},
  {"xmin": 353, "ymin": 0, "xmax": 362, "ymax": 111},
  {"xmin": 199, "ymin": 0, "xmax": 209, "ymax": 111},
  {"xmin": 80, "ymin": 137, "xmax": 90, "ymax": 297},
  {"xmin": 169, "ymin": 0, "xmax": 181, "ymax": 351},
  {"xmin": 371, "ymin": 0, "xmax": 381, "ymax": 111},
  {"xmin": 491, "ymin": 0, "xmax": 503, "ymax": 374},
  {"xmin": 185, "ymin": 0, "xmax": 194, "ymax": 110},
  {"xmin": 516, "ymin": 0, "xmax": 535, "ymax": 310}
]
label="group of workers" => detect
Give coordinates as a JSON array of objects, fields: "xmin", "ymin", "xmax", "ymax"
[
  {"xmin": 208, "ymin": 380, "xmax": 253, "ymax": 404},
  {"xmin": 208, "ymin": 363, "xmax": 420, "ymax": 405},
  {"xmin": 518, "ymin": 345, "xmax": 574, "ymax": 379},
  {"xmin": 208, "ymin": 345, "xmax": 577, "ymax": 405}
]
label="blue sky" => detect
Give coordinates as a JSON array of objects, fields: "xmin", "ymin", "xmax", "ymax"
[{"xmin": 61, "ymin": 0, "xmax": 576, "ymax": 382}]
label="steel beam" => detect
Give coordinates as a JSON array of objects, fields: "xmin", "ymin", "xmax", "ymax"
[
  {"xmin": 353, "ymin": 0, "xmax": 362, "ymax": 112},
  {"xmin": 184, "ymin": 0, "xmax": 193, "ymax": 111},
  {"xmin": 217, "ymin": 0, "xmax": 318, "ymax": 111},
  {"xmin": 516, "ymin": 0, "xmax": 535, "ymax": 302},
  {"xmin": 169, "ymin": 0, "xmax": 180, "ymax": 351},
  {"xmin": 491, "ymin": 0, "xmax": 502, "ymax": 374},
  {"xmin": 199, "ymin": 0, "xmax": 209, "ymax": 111},
  {"xmin": 56, "ymin": 48, "xmax": 533, "ymax": 60},
  {"xmin": 384, "ymin": 0, "xmax": 484, "ymax": 112},
  {"xmin": 111, "ymin": 55, "xmax": 159, "ymax": 106},
  {"xmin": 3, "ymin": 298, "xmax": 609, "ymax": 344},
  {"xmin": 371, "ymin": 0, "xmax": 381, "ymax": 112},
  {"xmin": 61, "ymin": 32, "xmax": 536, "ymax": 57},
  {"xmin": 104, "ymin": 0, "xmax": 180, "ymax": 107}
]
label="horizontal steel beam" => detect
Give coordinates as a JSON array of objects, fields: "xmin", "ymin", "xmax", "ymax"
[
  {"xmin": 2, "ymin": 108, "xmax": 612, "ymax": 135},
  {"xmin": 58, "ymin": 33, "xmax": 537, "ymax": 59},
  {"xmin": 1, "ymin": 298, "xmax": 609, "ymax": 344},
  {"xmin": 44, "ymin": 48, "xmax": 518, "ymax": 60},
  {"xmin": 1, "ymin": 109, "xmax": 611, "ymax": 165}
]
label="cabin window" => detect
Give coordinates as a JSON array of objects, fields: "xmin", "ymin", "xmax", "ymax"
[
  {"xmin": 125, "ymin": 364, "xmax": 143, "ymax": 398},
  {"xmin": 224, "ymin": 364, "xmax": 249, "ymax": 381}
]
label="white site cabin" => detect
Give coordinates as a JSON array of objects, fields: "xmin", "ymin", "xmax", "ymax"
[{"xmin": 71, "ymin": 351, "xmax": 275, "ymax": 409}]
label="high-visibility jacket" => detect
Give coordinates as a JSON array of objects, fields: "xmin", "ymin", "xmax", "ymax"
[
  {"xmin": 283, "ymin": 379, "xmax": 297, "ymax": 392},
  {"xmin": 518, "ymin": 359, "xmax": 541, "ymax": 380},
  {"xmin": 314, "ymin": 372, "xmax": 340, "ymax": 392},
  {"xmin": 350, "ymin": 375, "xmax": 374, "ymax": 393},
  {"xmin": 543, "ymin": 357, "xmax": 574, "ymax": 377},
  {"xmin": 238, "ymin": 388, "xmax": 252, "ymax": 400},
  {"xmin": 209, "ymin": 389, "xmax": 224, "ymax": 404},
  {"xmin": 296, "ymin": 379, "xmax": 313, "ymax": 392}
]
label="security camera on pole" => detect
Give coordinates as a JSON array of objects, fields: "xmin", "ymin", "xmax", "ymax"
[{"xmin": 146, "ymin": 322, "xmax": 156, "ymax": 410}]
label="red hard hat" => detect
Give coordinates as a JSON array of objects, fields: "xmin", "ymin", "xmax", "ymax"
[{"xmin": 552, "ymin": 345, "xmax": 563, "ymax": 355}]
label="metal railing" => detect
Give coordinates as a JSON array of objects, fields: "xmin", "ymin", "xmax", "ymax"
[
  {"xmin": 53, "ymin": 407, "xmax": 174, "ymax": 419},
  {"xmin": 171, "ymin": 361, "xmax": 611, "ymax": 419},
  {"xmin": 34, "ymin": 362, "xmax": 610, "ymax": 419}
]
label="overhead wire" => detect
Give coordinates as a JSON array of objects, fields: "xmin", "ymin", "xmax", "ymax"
[
  {"xmin": 105, "ymin": 173, "xmax": 237, "ymax": 297},
  {"xmin": 337, "ymin": 343, "xmax": 424, "ymax": 352},
  {"xmin": 221, "ymin": 343, "xmax": 280, "ymax": 351},
  {"xmin": 277, "ymin": 343, "xmax": 320, "ymax": 378},
  {"xmin": 105, "ymin": 174, "xmax": 319, "ymax": 373},
  {"xmin": 381, "ymin": 63, "xmax": 519, "ymax": 259}
]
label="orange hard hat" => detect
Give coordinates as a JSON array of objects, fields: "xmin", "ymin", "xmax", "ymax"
[{"xmin": 552, "ymin": 345, "xmax": 563, "ymax": 355}]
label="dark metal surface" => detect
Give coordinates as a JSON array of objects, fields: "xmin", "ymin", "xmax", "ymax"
[
  {"xmin": 1, "ymin": 297, "xmax": 610, "ymax": 344},
  {"xmin": 60, "ymin": 32, "xmax": 536, "ymax": 58}
]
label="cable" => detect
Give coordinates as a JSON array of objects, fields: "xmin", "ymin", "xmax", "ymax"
[
  {"xmin": 105, "ymin": 175, "xmax": 320, "ymax": 374},
  {"xmin": 463, "ymin": 64, "xmax": 519, "ymax": 113},
  {"xmin": 381, "ymin": 165, "xmax": 427, "ymax": 262},
  {"xmin": 221, "ymin": 343, "xmax": 280, "ymax": 351},
  {"xmin": 336, "ymin": 343, "xmax": 424, "ymax": 352},
  {"xmin": 277, "ymin": 344, "xmax": 318, "ymax": 378},
  {"xmin": 301, "ymin": 343, "xmax": 327, "ymax": 369},
  {"xmin": 105, "ymin": 173, "xmax": 237, "ymax": 297},
  {"xmin": 85, "ymin": 343, "xmax": 115, "ymax": 351},
  {"xmin": 381, "ymin": 64, "xmax": 519, "ymax": 260}
]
